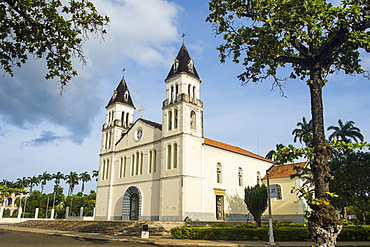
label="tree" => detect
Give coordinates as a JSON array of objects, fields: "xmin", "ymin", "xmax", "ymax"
[
  {"xmin": 39, "ymin": 171, "xmax": 52, "ymax": 194},
  {"xmin": 27, "ymin": 176, "xmax": 39, "ymax": 194},
  {"xmin": 327, "ymin": 119, "xmax": 364, "ymax": 143},
  {"xmin": 244, "ymin": 184, "xmax": 268, "ymax": 227},
  {"xmin": 330, "ymin": 151, "xmax": 370, "ymax": 224},
  {"xmin": 0, "ymin": 0, "xmax": 109, "ymax": 88},
  {"xmin": 292, "ymin": 117, "xmax": 313, "ymax": 147},
  {"xmin": 65, "ymin": 172, "xmax": 79, "ymax": 196},
  {"xmin": 92, "ymin": 170, "xmax": 99, "ymax": 181},
  {"xmin": 15, "ymin": 177, "xmax": 29, "ymax": 190},
  {"xmin": 52, "ymin": 172, "xmax": 65, "ymax": 186},
  {"xmin": 207, "ymin": 0, "xmax": 370, "ymax": 245},
  {"xmin": 265, "ymin": 143, "xmax": 285, "ymax": 160},
  {"xmin": 79, "ymin": 171, "xmax": 91, "ymax": 193}
]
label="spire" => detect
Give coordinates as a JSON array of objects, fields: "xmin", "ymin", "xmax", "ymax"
[
  {"xmin": 166, "ymin": 43, "xmax": 200, "ymax": 80},
  {"xmin": 106, "ymin": 77, "xmax": 135, "ymax": 108}
]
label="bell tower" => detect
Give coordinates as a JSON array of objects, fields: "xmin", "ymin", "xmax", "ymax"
[
  {"xmin": 101, "ymin": 77, "xmax": 135, "ymax": 153},
  {"xmin": 162, "ymin": 43, "xmax": 203, "ymax": 139}
]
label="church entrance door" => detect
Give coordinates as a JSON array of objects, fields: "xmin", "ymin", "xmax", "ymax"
[
  {"xmin": 130, "ymin": 193, "xmax": 139, "ymax": 220},
  {"xmin": 216, "ymin": 195, "xmax": 224, "ymax": 220}
]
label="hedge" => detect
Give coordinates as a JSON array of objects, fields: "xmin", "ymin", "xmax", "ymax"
[{"xmin": 170, "ymin": 223, "xmax": 370, "ymax": 241}]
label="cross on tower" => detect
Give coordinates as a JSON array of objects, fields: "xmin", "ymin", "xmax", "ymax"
[
  {"xmin": 181, "ymin": 33, "xmax": 186, "ymax": 43},
  {"xmin": 138, "ymin": 105, "xmax": 145, "ymax": 118}
]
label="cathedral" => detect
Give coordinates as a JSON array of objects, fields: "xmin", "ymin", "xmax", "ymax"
[{"xmin": 94, "ymin": 44, "xmax": 274, "ymax": 221}]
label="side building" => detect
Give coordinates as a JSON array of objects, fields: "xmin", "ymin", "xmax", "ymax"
[{"xmin": 95, "ymin": 44, "xmax": 273, "ymax": 221}]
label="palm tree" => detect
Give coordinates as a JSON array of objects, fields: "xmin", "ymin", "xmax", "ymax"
[
  {"xmin": 327, "ymin": 119, "xmax": 364, "ymax": 143},
  {"xmin": 265, "ymin": 143, "xmax": 285, "ymax": 161},
  {"xmin": 39, "ymin": 171, "xmax": 52, "ymax": 194},
  {"xmin": 292, "ymin": 117, "xmax": 313, "ymax": 147},
  {"xmin": 52, "ymin": 172, "xmax": 65, "ymax": 186},
  {"xmin": 15, "ymin": 177, "xmax": 29, "ymax": 190},
  {"xmin": 79, "ymin": 171, "xmax": 91, "ymax": 193},
  {"xmin": 65, "ymin": 171, "xmax": 79, "ymax": 196},
  {"xmin": 28, "ymin": 175, "xmax": 40, "ymax": 194},
  {"xmin": 92, "ymin": 170, "xmax": 99, "ymax": 181}
]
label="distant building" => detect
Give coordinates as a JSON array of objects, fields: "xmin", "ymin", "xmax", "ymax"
[
  {"xmin": 94, "ymin": 44, "xmax": 274, "ymax": 221},
  {"xmin": 262, "ymin": 162, "xmax": 309, "ymax": 223}
]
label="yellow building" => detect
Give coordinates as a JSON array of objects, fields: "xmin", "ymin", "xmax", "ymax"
[{"xmin": 263, "ymin": 162, "xmax": 308, "ymax": 223}]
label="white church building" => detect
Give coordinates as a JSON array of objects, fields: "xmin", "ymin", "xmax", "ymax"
[{"xmin": 94, "ymin": 44, "xmax": 274, "ymax": 221}]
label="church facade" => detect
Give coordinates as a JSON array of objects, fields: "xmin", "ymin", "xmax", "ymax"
[{"xmin": 95, "ymin": 44, "xmax": 273, "ymax": 221}]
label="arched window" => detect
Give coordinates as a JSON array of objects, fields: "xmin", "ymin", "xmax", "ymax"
[
  {"xmin": 257, "ymin": 171, "xmax": 261, "ymax": 185},
  {"xmin": 175, "ymin": 84, "xmax": 179, "ymax": 100},
  {"xmin": 216, "ymin": 163, "xmax": 222, "ymax": 183},
  {"xmin": 173, "ymin": 143, "xmax": 178, "ymax": 169},
  {"xmin": 126, "ymin": 112, "xmax": 129, "ymax": 127},
  {"xmin": 135, "ymin": 151, "xmax": 140, "ymax": 175},
  {"xmin": 168, "ymin": 110, "xmax": 173, "ymax": 130},
  {"xmin": 118, "ymin": 157, "xmax": 126, "ymax": 178},
  {"xmin": 105, "ymin": 160, "xmax": 110, "ymax": 180},
  {"xmin": 192, "ymin": 86, "xmax": 196, "ymax": 100},
  {"xmin": 190, "ymin": 111, "xmax": 196, "ymax": 130},
  {"xmin": 149, "ymin": 150, "xmax": 157, "ymax": 173},
  {"xmin": 188, "ymin": 84, "xmax": 191, "ymax": 97},
  {"xmin": 101, "ymin": 160, "xmax": 106, "ymax": 180},
  {"xmin": 277, "ymin": 184, "xmax": 282, "ymax": 200},
  {"xmin": 167, "ymin": 145, "xmax": 172, "ymax": 169},
  {"xmin": 174, "ymin": 109, "xmax": 178, "ymax": 129},
  {"xmin": 238, "ymin": 167, "xmax": 243, "ymax": 186},
  {"xmin": 171, "ymin": 86, "xmax": 174, "ymax": 102},
  {"xmin": 121, "ymin": 111, "xmax": 125, "ymax": 126},
  {"xmin": 139, "ymin": 152, "xmax": 143, "ymax": 175},
  {"xmin": 131, "ymin": 154, "xmax": 135, "ymax": 176}
]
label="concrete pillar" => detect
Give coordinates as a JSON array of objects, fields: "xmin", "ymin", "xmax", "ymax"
[
  {"xmin": 0, "ymin": 207, "xmax": 4, "ymax": 222},
  {"xmin": 50, "ymin": 208, "xmax": 55, "ymax": 220},
  {"xmin": 35, "ymin": 208, "xmax": 39, "ymax": 219},
  {"xmin": 17, "ymin": 207, "xmax": 22, "ymax": 222},
  {"xmin": 65, "ymin": 206, "xmax": 70, "ymax": 220},
  {"xmin": 79, "ymin": 207, "xmax": 84, "ymax": 220},
  {"xmin": 93, "ymin": 208, "xmax": 96, "ymax": 218}
]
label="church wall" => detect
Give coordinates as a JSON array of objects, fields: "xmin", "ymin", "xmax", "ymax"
[
  {"xmin": 202, "ymin": 145, "xmax": 271, "ymax": 221},
  {"xmin": 95, "ymin": 186, "xmax": 110, "ymax": 220},
  {"xmin": 159, "ymin": 177, "xmax": 182, "ymax": 220}
]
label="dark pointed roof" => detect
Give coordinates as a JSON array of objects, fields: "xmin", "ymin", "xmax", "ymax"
[
  {"xmin": 106, "ymin": 77, "xmax": 135, "ymax": 108},
  {"xmin": 166, "ymin": 43, "xmax": 200, "ymax": 80}
]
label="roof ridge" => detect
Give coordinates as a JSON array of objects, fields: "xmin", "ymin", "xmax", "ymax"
[{"xmin": 203, "ymin": 138, "xmax": 273, "ymax": 163}]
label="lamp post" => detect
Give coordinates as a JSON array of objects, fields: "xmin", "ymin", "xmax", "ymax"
[{"xmin": 266, "ymin": 164, "xmax": 276, "ymax": 245}]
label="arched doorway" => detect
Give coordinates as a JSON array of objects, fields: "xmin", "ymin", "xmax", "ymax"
[
  {"xmin": 130, "ymin": 193, "xmax": 139, "ymax": 220},
  {"xmin": 122, "ymin": 186, "xmax": 142, "ymax": 220}
]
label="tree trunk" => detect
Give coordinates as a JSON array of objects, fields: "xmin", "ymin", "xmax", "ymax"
[{"xmin": 307, "ymin": 68, "xmax": 342, "ymax": 247}]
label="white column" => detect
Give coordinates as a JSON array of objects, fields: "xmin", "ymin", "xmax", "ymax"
[
  {"xmin": 0, "ymin": 207, "xmax": 4, "ymax": 222},
  {"xmin": 50, "ymin": 208, "xmax": 55, "ymax": 220},
  {"xmin": 79, "ymin": 207, "xmax": 84, "ymax": 219},
  {"xmin": 65, "ymin": 206, "xmax": 70, "ymax": 220},
  {"xmin": 17, "ymin": 207, "xmax": 22, "ymax": 222},
  {"xmin": 34, "ymin": 208, "xmax": 39, "ymax": 219}
]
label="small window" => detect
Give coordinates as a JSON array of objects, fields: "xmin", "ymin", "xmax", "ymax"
[
  {"xmin": 257, "ymin": 171, "xmax": 261, "ymax": 185},
  {"xmin": 168, "ymin": 111, "xmax": 173, "ymax": 130},
  {"xmin": 217, "ymin": 163, "xmax": 222, "ymax": 183},
  {"xmin": 167, "ymin": 145, "xmax": 172, "ymax": 169},
  {"xmin": 131, "ymin": 154, "xmax": 135, "ymax": 176},
  {"xmin": 277, "ymin": 184, "xmax": 282, "ymax": 200},
  {"xmin": 173, "ymin": 143, "xmax": 178, "ymax": 169},
  {"xmin": 238, "ymin": 167, "xmax": 243, "ymax": 186},
  {"xmin": 190, "ymin": 111, "xmax": 196, "ymax": 130},
  {"xmin": 174, "ymin": 109, "xmax": 178, "ymax": 129}
]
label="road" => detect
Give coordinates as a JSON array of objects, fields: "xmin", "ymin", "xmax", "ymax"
[{"xmin": 0, "ymin": 229, "xmax": 156, "ymax": 247}]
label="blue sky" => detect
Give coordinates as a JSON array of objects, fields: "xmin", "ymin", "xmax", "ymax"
[{"xmin": 1, "ymin": 0, "xmax": 369, "ymax": 194}]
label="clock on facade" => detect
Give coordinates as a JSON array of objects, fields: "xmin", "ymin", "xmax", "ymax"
[{"xmin": 134, "ymin": 127, "xmax": 143, "ymax": 141}]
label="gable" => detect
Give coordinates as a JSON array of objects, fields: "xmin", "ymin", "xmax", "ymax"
[{"xmin": 116, "ymin": 119, "xmax": 162, "ymax": 151}]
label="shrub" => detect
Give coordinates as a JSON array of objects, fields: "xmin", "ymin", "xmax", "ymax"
[{"xmin": 338, "ymin": 225, "xmax": 370, "ymax": 241}]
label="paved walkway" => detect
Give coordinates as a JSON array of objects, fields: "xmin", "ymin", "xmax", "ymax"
[{"xmin": 0, "ymin": 224, "xmax": 369, "ymax": 247}]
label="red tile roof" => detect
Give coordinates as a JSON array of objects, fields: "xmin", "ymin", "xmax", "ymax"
[
  {"xmin": 203, "ymin": 138, "xmax": 274, "ymax": 163},
  {"xmin": 263, "ymin": 162, "xmax": 307, "ymax": 179}
]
